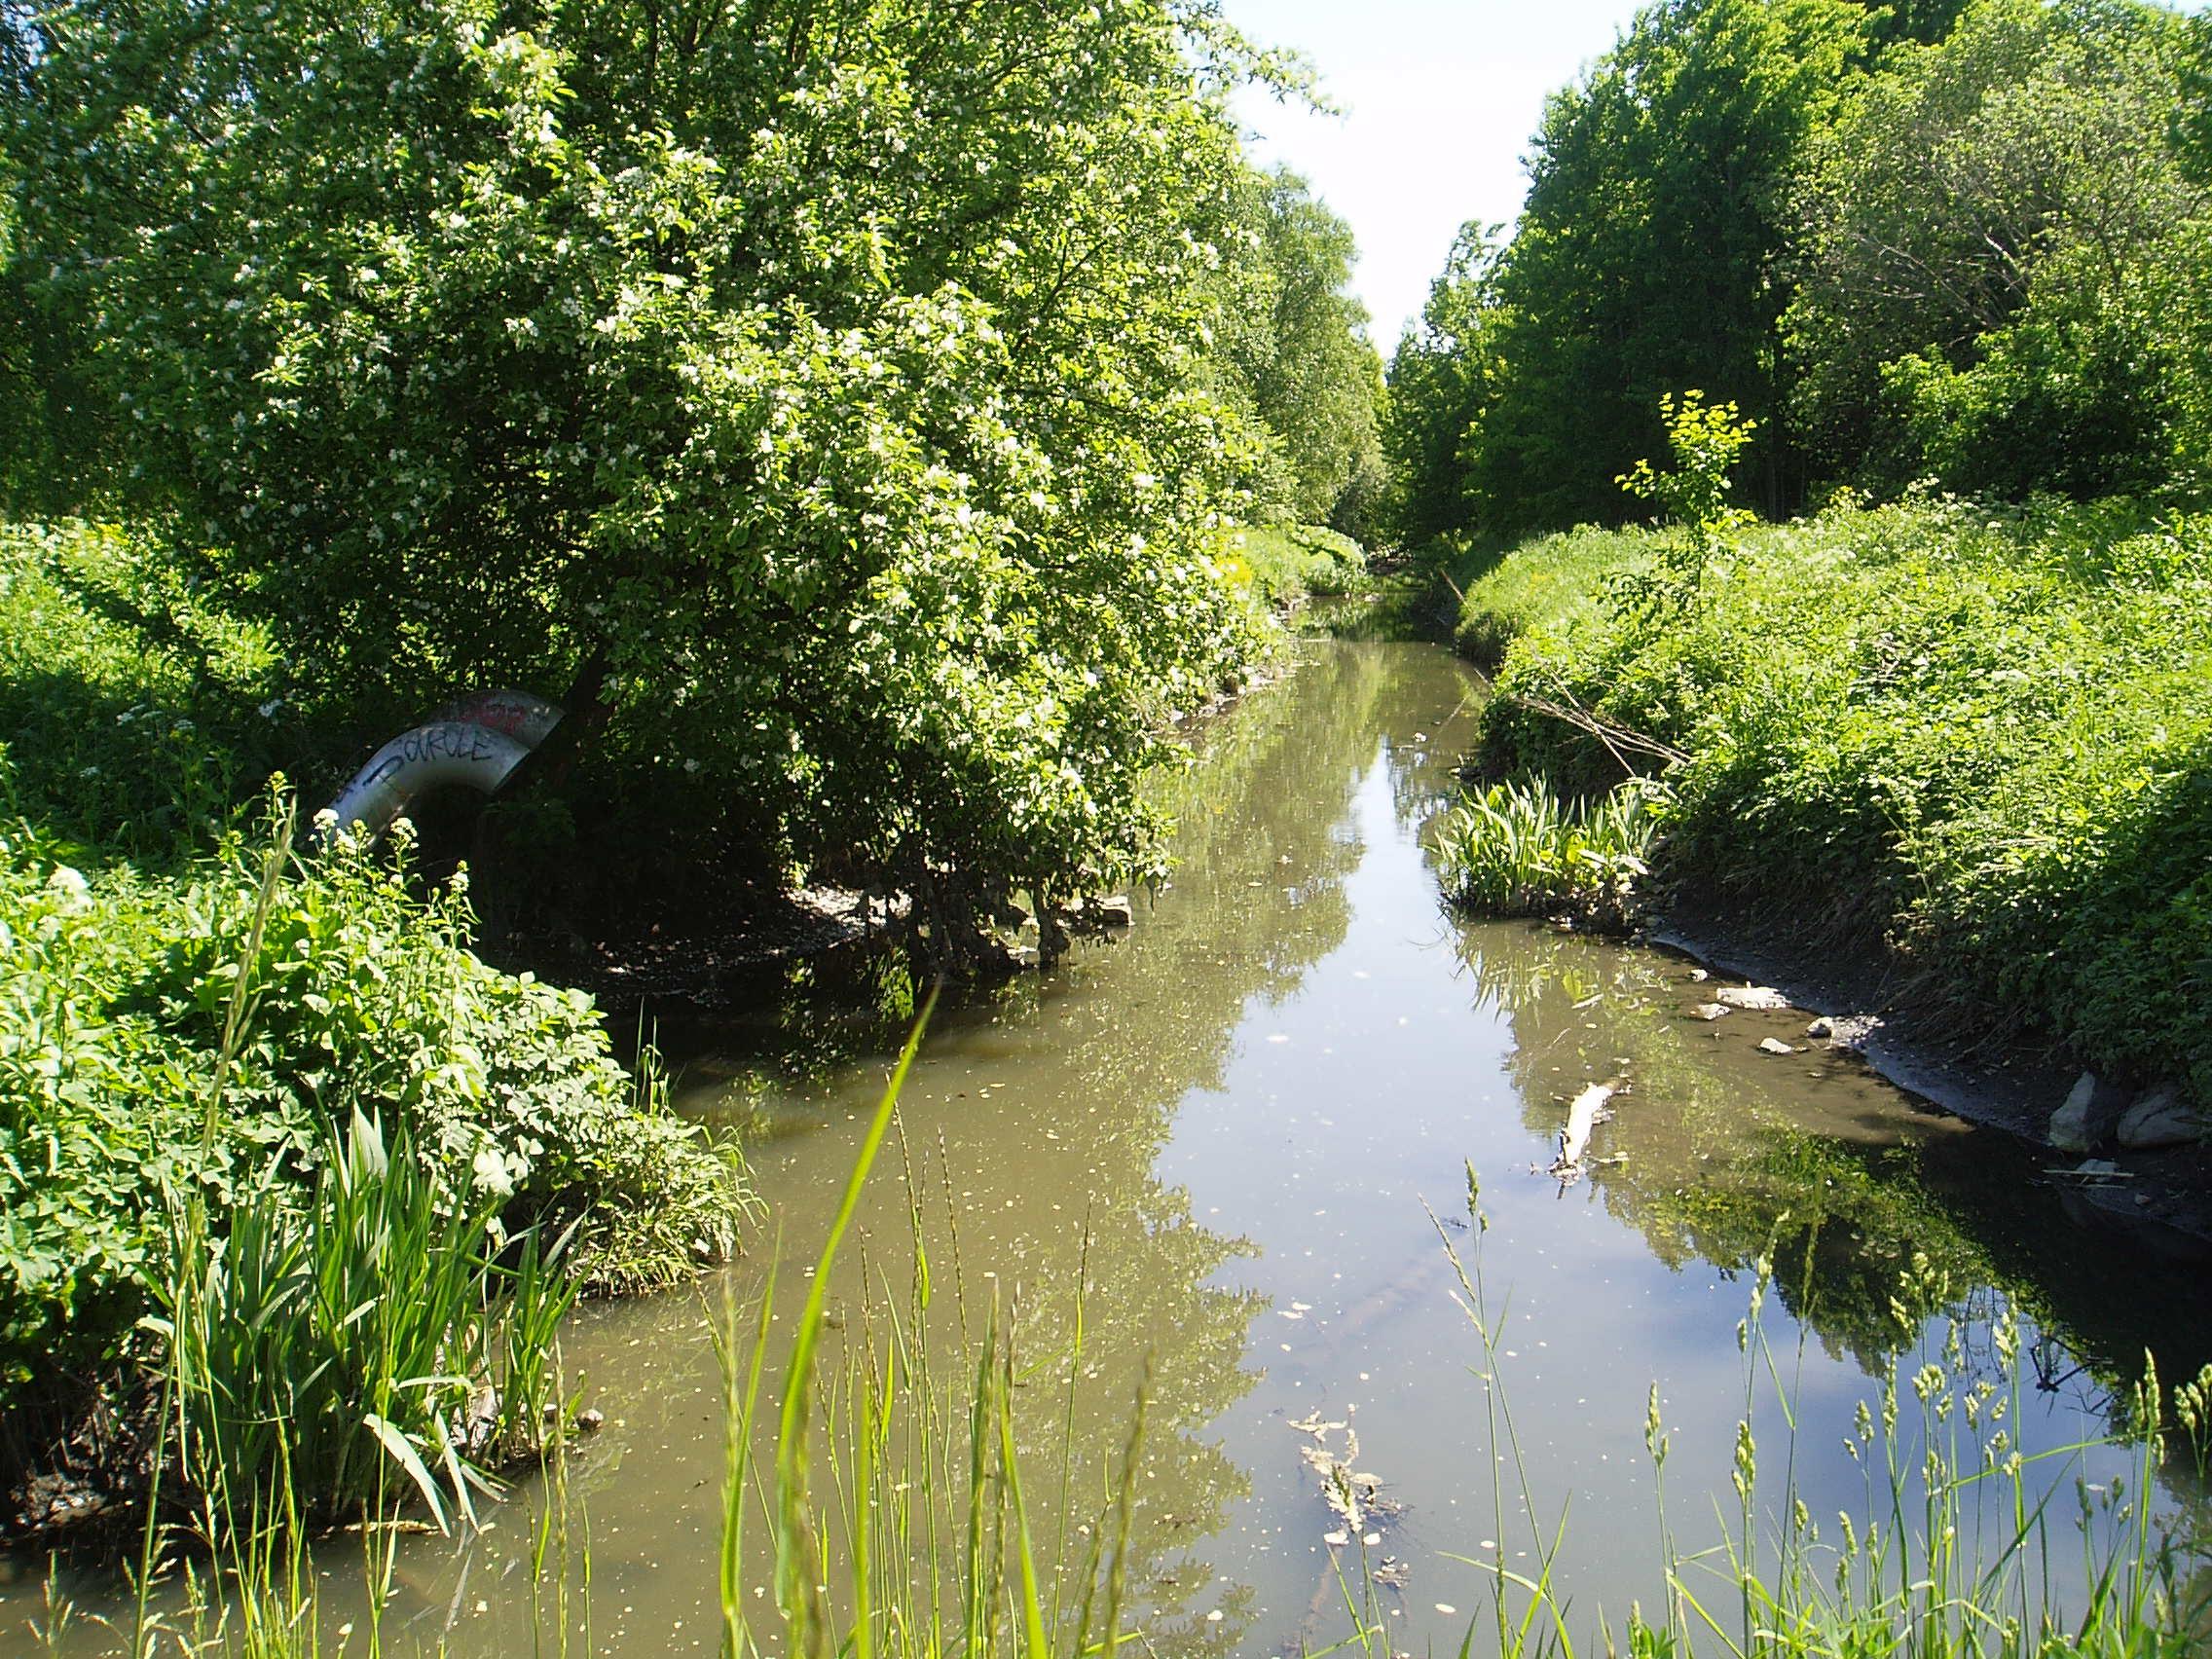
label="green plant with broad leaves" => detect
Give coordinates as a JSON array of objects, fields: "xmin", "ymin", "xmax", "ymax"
[
  {"xmin": 0, "ymin": 789, "xmax": 748, "ymax": 1515},
  {"xmin": 1612, "ymin": 391, "xmax": 1758, "ymax": 616}
]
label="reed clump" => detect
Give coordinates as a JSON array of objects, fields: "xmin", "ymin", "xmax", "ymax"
[{"xmin": 1431, "ymin": 775, "xmax": 1669, "ymax": 930}]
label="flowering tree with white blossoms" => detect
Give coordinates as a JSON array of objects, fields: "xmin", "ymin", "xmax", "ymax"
[{"xmin": 8, "ymin": 0, "xmax": 1302, "ymax": 948}]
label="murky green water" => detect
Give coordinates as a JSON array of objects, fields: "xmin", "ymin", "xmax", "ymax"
[{"xmin": 12, "ymin": 640, "xmax": 2210, "ymax": 1655}]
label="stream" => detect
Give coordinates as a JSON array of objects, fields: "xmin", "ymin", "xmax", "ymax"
[{"xmin": 13, "ymin": 638, "xmax": 2210, "ymax": 1655}]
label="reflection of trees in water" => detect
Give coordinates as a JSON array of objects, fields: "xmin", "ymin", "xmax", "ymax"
[
  {"xmin": 1451, "ymin": 919, "xmax": 2212, "ymax": 1405},
  {"xmin": 669, "ymin": 642, "xmax": 1410, "ymax": 1096},
  {"xmin": 650, "ymin": 643, "xmax": 1424, "ymax": 1650},
  {"xmin": 1371, "ymin": 662, "xmax": 1486, "ymax": 841}
]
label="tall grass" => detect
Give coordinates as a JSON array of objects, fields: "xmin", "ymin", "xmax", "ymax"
[
  {"xmin": 716, "ymin": 990, "xmax": 1160, "ymax": 1659},
  {"xmin": 151, "ymin": 1112, "xmax": 579, "ymax": 1534},
  {"xmin": 1415, "ymin": 1164, "xmax": 2212, "ymax": 1659},
  {"xmin": 1431, "ymin": 775, "xmax": 1669, "ymax": 930}
]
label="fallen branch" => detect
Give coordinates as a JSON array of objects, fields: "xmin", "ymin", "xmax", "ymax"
[{"xmin": 1508, "ymin": 682, "xmax": 1688, "ymax": 770}]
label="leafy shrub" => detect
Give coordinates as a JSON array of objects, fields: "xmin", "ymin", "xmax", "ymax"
[
  {"xmin": 1611, "ymin": 391, "xmax": 1757, "ymax": 615},
  {"xmin": 0, "ymin": 796, "xmax": 748, "ymax": 1445},
  {"xmin": 9, "ymin": 0, "xmax": 1290, "ymax": 938},
  {"xmin": 1430, "ymin": 775, "xmax": 1669, "ymax": 930}
]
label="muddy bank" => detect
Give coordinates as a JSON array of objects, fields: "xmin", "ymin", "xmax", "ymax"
[{"xmin": 1638, "ymin": 900, "xmax": 2212, "ymax": 1253}]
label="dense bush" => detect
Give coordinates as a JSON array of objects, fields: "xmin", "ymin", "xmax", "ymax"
[
  {"xmin": 0, "ymin": 801, "xmax": 747, "ymax": 1441},
  {"xmin": 1465, "ymin": 497, "xmax": 2212, "ymax": 1102},
  {"xmin": 0, "ymin": 513, "xmax": 746, "ymax": 1524},
  {"xmin": 1213, "ymin": 170, "xmax": 1388, "ymax": 533}
]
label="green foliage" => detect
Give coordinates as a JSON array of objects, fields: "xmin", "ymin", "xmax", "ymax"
[
  {"xmin": 1474, "ymin": 497, "xmax": 2212, "ymax": 1107},
  {"xmin": 0, "ymin": 519, "xmax": 293, "ymax": 866},
  {"xmin": 1215, "ymin": 168, "xmax": 1389, "ymax": 535},
  {"xmin": 4, "ymin": 0, "xmax": 1291, "ymax": 936},
  {"xmin": 154, "ymin": 1112, "xmax": 580, "ymax": 1530},
  {"xmin": 1788, "ymin": 0, "xmax": 2212, "ymax": 499},
  {"xmin": 1382, "ymin": 223, "xmax": 1501, "ymax": 547},
  {"xmin": 1390, "ymin": 0, "xmax": 2212, "ymax": 535},
  {"xmin": 1395, "ymin": 0, "xmax": 1865, "ymax": 537},
  {"xmin": 1431, "ymin": 775, "xmax": 1670, "ymax": 930},
  {"xmin": 0, "ymin": 804, "xmax": 747, "ymax": 1441},
  {"xmin": 1613, "ymin": 391, "xmax": 1759, "ymax": 613},
  {"xmin": 1451, "ymin": 526, "xmax": 1645, "ymax": 668}
]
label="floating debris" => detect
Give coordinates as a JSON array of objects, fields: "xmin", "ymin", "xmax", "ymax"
[
  {"xmin": 1551, "ymin": 1080, "xmax": 1620, "ymax": 1184},
  {"xmin": 2054, "ymin": 1159, "xmax": 2132, "ymax": 1184},
  {"xmin": 1299, "ymin": 1421, "xmax": 1398, "ymax": 1535}
]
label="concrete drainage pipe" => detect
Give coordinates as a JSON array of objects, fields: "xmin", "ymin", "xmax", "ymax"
[{"xmin": 324, "ymin": 688, "xmax": 565, "ymax": 840}]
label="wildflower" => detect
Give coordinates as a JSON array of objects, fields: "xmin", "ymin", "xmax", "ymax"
[
  {"xmin": 45, "ymin": 866, "xmax": 92, "ymax": 913},
  {"xmin": 472, "ymin": 1145, "xmax": 515, "ymax": 1197}
]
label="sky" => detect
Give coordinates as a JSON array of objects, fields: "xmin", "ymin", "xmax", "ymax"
[{"xmin": 1225, "ymin": 0, "xmax": 1646, "ymax": 350}]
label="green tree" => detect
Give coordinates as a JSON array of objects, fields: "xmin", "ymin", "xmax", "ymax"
[
  {"xmin": 1788, "ymin": 0, "xmax": 2210, "ymax": 498},
  {"xmin": 1455, "ymin": 0, "xmax": 1865, "ymax": 535},
  {"xmin": 1613, "ymin": 389, "xmax": 1757, "ymax": 611},
  {"xmin": 5, "ymin": 0, "xmax": 1295, "ymax": 952},
  {"xmin": 1216, "ymin": 166, "xmax": 1385, "ymax": 534},
  {"xmin": 1382, "ymin": 221, "xmax": 1501, "ymax": 547}
]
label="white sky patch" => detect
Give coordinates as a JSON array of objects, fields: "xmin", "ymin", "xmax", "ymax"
[{"xmin": 1228, "ymin": 0, "xmax": 1644, "ymax": 346}]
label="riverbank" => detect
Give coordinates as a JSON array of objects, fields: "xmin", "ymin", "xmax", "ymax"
[
  {"xmin": 0, "ymin": 520, "xmax": 757, "ymax": 1542},
  {"xmin": 1429, "ymin": 496, "xmax": 2212, "ymax": 1214}
]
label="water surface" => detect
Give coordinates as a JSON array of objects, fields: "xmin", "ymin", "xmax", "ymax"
[{"xmin": 14, "ymin": 640, "xmax": 2209, "ymax": 1655}]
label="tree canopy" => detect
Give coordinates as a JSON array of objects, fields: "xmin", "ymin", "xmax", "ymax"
[{"xmin": 1388, "ymin": 0, "xmax": 2212, "ymax": 541}]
